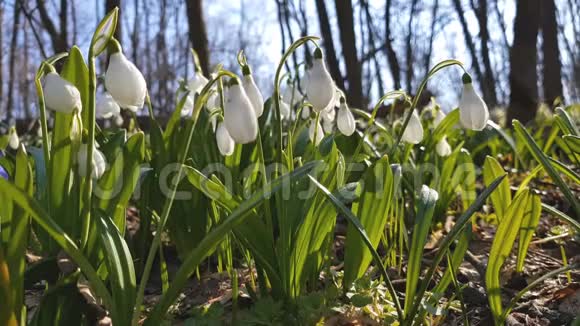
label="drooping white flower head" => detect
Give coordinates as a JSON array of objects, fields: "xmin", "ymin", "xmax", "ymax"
[
  {"xmin": 70, "ymin": 110, "xmax": 83, "ymax": 144},
  {"xmin": 216, "ymin": 122, "xmax": 235, "ymax": 156},
  {"xmin": 242, "ymin": 69, "xmax": 264, "ymax": 117},
  {"xmin": 224, "ymin": 78, "xmax": 258, "ymax": 144},
  {"xmin": 321, "ymin": 105, "xmax": 336, "ymax": 122},
  {"xmin": 301, "ymin": 106, "xmax": 311, "ymax": 120},
  {"xmin": 459, "ymin": 73, "xmax": 489, "ymax": 130},
  {"xmin": 188, "ymin": 71, "xmax": 209, "ymax": 95},
  {"xmin": 43, "ymin": 72, "xmax": 82, "ymax": 114},
  {"xmin": 180, "ymin": 93, "xmax": 195, "ymax": 117},
  {"xmin": 105, "ymin": 47, "xmax": 147, "ymax": 112},
  {"xmin": 96, "ymin": 92, "xmax": 121, "ymax": 119},
  {"xmin": 337, "ymin": 98, "xmax": 356, "ymax": 136},
  {"xmin": 309, "ymin": 119, "xmax": 324, "ymax": 146},
  {"xmin": 401, "ymin": 109, "xmax": 424, "ymax": 144},
  {"xmin": 8, "ymin": 128, "xmax": 19, "ymax": 150},
  {"xmin": 279, "ymin": 97, "xmax": 291, "ymax": 119},
  {"xmin": 436, "ymin": 136, "xmax": 452, "ymax": 157},
  {"xmin": 433, "ymin": 108, "xmax": 446, "ymax": 128},
  {"xmin": 305, "ymin": 48, "xmax": 335, "ymax": 112},
  {"xmin": 78, "ymin": 144, "xmax": 107, "ymax": 179},
  {"xmin": 114, "ymin": 114, "xmax": 124, "ymax": 127}
]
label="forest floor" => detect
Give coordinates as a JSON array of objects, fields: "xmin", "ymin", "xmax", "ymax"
[{"xmin": 23, "ymin": 175, "xmax": 580, "ymax": 325}]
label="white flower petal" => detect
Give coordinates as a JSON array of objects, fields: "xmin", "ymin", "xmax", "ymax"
[
  {"xmin": 305, "ymin": 55, "xmax": 335, "ymax": 112},
  {"xmin": 96, "ymin": 92, "xmax": 121, "ymax": 119},
  {"xmin": 224, "ymin": 83, "xmax": 258, "ymax": 144},
  {"xmin": 8, "ymin": 129, "xmax": 19, "ymax": 150},
  {"xmin": 337, "ymin": 102, "xmax": 356, "ymax": 136},
  {"xmin": 459, "ymin": 83, "xmax": 489, "ymax": 130},
  {"xmin": 436, "ymin": 137, "xmax": 452, "ymax": 157},
  {"xmin": 401, "ymin": 110, "xmax": 424, "ymax": 144},
  {"xmin": 242, "ymin": 74, "xmax": 264, "ymax": 117},
  {"xmin": 105, "ymin": 52, "xmax": 147, "ymax": 111},
  {"xmin": 216, "ymin": 122, "xmax": 235, "ymax": 156},
  {"xmin": 43, "ymin": 72, "xmax": 82, "ymax": 114},
  {"xmin": 309, "ymin": 119, "xmax": 324, "ymax": 146}
]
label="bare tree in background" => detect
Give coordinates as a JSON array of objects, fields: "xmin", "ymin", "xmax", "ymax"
[
  {"xmin": 315, "ymin": 0, "xmax": 344, "ymax": 90},
  {"xmin": 541, "ymin": 0, "xmax": 563, "ymax": 106},
  {"xmin": 384, "ymin": 0, "xmax": 401, "ymax": 90},
  {"xmin": 35, "ymin": 0, "xmax": 69, "ymax": 53},
  {"xmin": 186, "ymin": 0, "xmax": 210, "ymax": 76},
  {"xmin": 405, "ymin": 0, "xmax": 418, "ymax": 92},
  {"xmin": 6, "ymin": 2, "xmax": 21, "ymax": 120},
  {"xmin": 335, "ymin": 0, "xmax": 364, "ymax": 108},
  {"xmin": 471, "ymin": 0, "xmax": 498, "ymax": 107},
  {"xmin": 507, "ymin": 0, "xmax": 541, "ymax": 124}
]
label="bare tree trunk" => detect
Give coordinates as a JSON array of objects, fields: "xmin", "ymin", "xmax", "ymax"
[
  {"xmin": 35, "ymin": 0, "xmax": 68, "ymax": 52},
  {"xmin": 424, "ymin": 0, "xmax": 439, "ymax": 76},
  {"xmin": 131, "ymin": 0, "xmax": 139, "ymax": 65},
  {"xmin": 405, "ymin": 0, "xmax": 418, "ymax": 91},
  {"xmin": 71, "ymin": 0, "xmax": 77, "ymax": 44},
  {"xmin": 472, "ymin": 0, "xmax": 498, "ymax": 107},
  {"xmin": 106, "ymin": 0, "xmax": 121, "ymax": 40},
  {"xmin": 6, "ymin": 2, "xmax": 21, "ymax": 120},
  {"xmin": 361, "ymin": 0, "xmax": 385, "ymax": 96},
  {"xmin": 315, "ymin": 0, "xmax": 344, "ymax": 90},
  {"xmin": 541, "ymin": 0, "xmax": 563, "ymax": 106},
  {"xmin": 23, "ymin": 15, "xmax": 31, "ymax": 118},
  {"xmin": 334, "ymin": 0, "xmax": 364, "ymax": 108},
  {"xmin": 156, "ymin": 0, "xmax": 169, "ymax": 111},
  {"xmin": 185, "ymin": 0, "xmax": 210, "ymax": 76},
  {"xmin": 507, "ymin": 0, "xmax": 541, "ymax": 125},
  {"xmin": 385, "ymin": 0, "xmax": 401, "ymax": 89}
]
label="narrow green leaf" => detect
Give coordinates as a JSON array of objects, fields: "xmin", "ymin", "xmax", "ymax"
[
  {"xmin": 408, "ymin": 175, "xmax": 506, "ymax": 323},
  {"xmin": 96, "ymin": 210, "xmax": 136, "ymax": 325},
  {"xmin": 513, "ymin": 120, "xmax": 580, "ymax": 218},
  {"xmin": 0, "ymin": 178, "xmax": 113, "ymax": 311},
  {"xmin": 404, "ymin": 186, "xmax": 439, "ymax": 318},
  {"xmin": 516, "ymin": 193, "xmax": 541, "ymax": 272},
  {"xmin": 90, "ymin": 8, "xmax": 119, "ymax": 56},
  {"xmin": 483, "ymin": 156, "xmax": 511, "ymax": 221},
  {"xmin": 308, "ymin": 175, "xmax": 404, "ymax": 321},
  {"xmin": 486, "ymin": 189, "xmax": 531, "ymax": 325},
  {"xmin": 344, "ymin": 156, "xmax": 395, "ymax": 286},
  {"xmin": 144, "ymin": 161, "xmax": 320, "ymax": 324}
]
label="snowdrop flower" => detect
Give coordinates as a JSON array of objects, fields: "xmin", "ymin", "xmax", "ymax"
[
  {"xmin": 401, "ymin": 110, "xmax": 424, "ymax": 144},
  {"xmin": 180, "ymin": 93, "xmax": 195, "ymax": 117},
  {"xmin": 436, "ymin": 136, "xmax": 452, "ymax": 157},
  {"xmin": 105, "ymin": 45, "xmax": 147, "ymax": 112},
  {"xmin": 301, "ymin": 106, "xmax": 311, "ymax": 120},
  {"xmin": 8, "ymin": 128, "xmax": 19, "ymax": 150},
  {"xmin": 279, "ymin": 98, "xmax": 291, "ymax": 119},
  {"xmin": 78, "ymin": 144, "xmax": 107, "ymax": 179},
  {"xmin": 433, "ymin": 108, "xmax": 445, "ymax": 127},
  {"xmin": 320, "ymin": 107, "xmax": 336, "ymax": 123},
  {"xmin": 114, "ymin": 114, "xmax": 124, "ymax": 127},
  {"xmin": 305, "ymin": 48, "xmax": 335, "ymax": 112},
  {"xmin": 70, "ymin": 110, "xmax": 83, "ymax": 144},
  {"xmin": 188, "ymin": 71, "xmax": 209, "ymax": 95},
  {"xmin": 216, "ymin": 122, "xmax": 235, "ymax": 156},
  {"xmin": 224, "ymin": 78, "xmax": 258, "ymax": 144},
  {"xmin": 96, "ymin": 92, "xmax": 121, "ymax": 119},
  {"xmin": 459, "ymin": 73, "xmax": 489, "ymax": 130},
  {"xmin": 337, "ymin": 98, "xmax": 356, "ymax": 136},
  {"xmin": 309, "ymin": 119, "xmax": 324, "ymax": 146},
  {"xmin": 43, "ymin": 72, "xmax": 82, "ymax": 114},
  {"xmin": 242, "ymin": 67, "xmax": 264, "ymax": 117}
]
